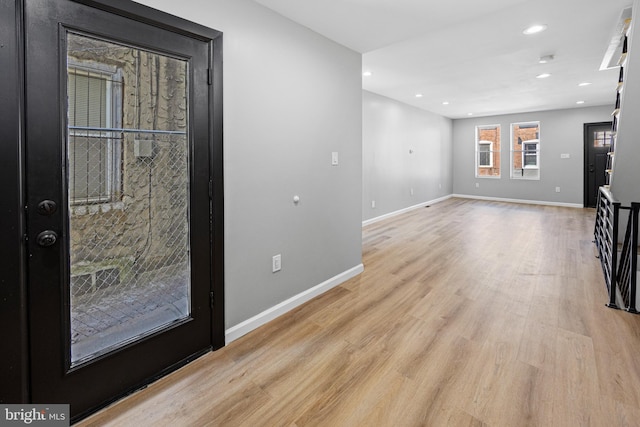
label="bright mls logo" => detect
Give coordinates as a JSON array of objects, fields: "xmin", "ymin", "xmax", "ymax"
[{"xmin": 1, "ymin": 405, "xmax": 69, "ymax": 426}]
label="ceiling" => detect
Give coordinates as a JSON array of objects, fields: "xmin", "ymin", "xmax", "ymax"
[{"xmin": 252, "ymin": 0, "xmax": 632, "ymax": 119}]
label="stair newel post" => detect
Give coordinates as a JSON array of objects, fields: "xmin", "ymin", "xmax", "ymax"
[{"xmin": 628, "ymin": 203, "xmax": 640, "ymax": 313}]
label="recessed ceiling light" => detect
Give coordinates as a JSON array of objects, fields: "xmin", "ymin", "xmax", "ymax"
[
  {"xmin": 539, "ymin": 54, "xmax": 555, "ymax": 64},
  {"xmin": 523, "ymin": 24, "xmax": 547, "ymax": 35},
  {"xmin": 578, "ymin": 82, "xmax": 592, "ymax": 87},
  {"xmin": 362, "ymin": 71, "xmax": 372, "ymax": 77},
  {"xmin": 442, "ymin": 101, "xmax": 450, "ymax": 105},
  {"xmin": 536, "ymin": 73, "xmax": 551, "ymax": 79},
  {"xmin": 576, "ymin": 100, "xmax": 585, "ymax": 104},
  {"xmin": 415, "ymin": 93, "xmax": 423, "ymax": 98}
]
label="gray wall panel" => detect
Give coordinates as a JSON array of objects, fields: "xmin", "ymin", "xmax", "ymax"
[{"xmin": 453, "ymin": 106, "xmax": 613, "ymax": 205}]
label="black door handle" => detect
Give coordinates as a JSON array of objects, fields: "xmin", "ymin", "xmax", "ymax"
[{"xmin": 37, "ymin": 230, "xmax": 58, "ymax": 247}]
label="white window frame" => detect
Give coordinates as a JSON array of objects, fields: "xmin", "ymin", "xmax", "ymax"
[
  {"xmin": 475, "ymin": 124, "xmax": 501, "ymax": 178},
  {"xmin": 521, "ymin": 139, "xmax": 539, "ymax": 169},
  {"xmin": 510, "ymin": 121, "xmax": 541, "ymax": 180},
  {"xmin": 478, "ymin": 141, "xmax": 493, "ymax": 168}
]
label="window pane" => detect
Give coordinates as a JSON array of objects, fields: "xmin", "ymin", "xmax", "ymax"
[
  {"xmin": 476, "ymin": 125, "xmax": 500, "ymax": 177},
  {"xmin": 479, "ymin": 149, "xmax": 490, "ymax": 167},
  {"xmin": 511, "ymin": 122, "xmax": 540, "ymax": 179},
  {"xmin": 68, "ymin": 66, "xmax": 121, "ymax": 204},
  {"xmin": 523, "ymin": 142, "xmax": 538, "ymax": 167},
  {"xmin": 594, "ymin": 130, "xmax": 612, "ymax": 147},
  {"xmin": 67, "ymin": 32, "xmax": 191, "ymax": 366},
  {"xmin": 68, "ymin": 72, "xmax": 107, "ymax": 128},
  {"xmin": 524, "ymin": 153, "xmax": 537, "ymax": 167},
  {"xmin": 69, "ymin": 134, "xmax": 109, "ymax": 201}
]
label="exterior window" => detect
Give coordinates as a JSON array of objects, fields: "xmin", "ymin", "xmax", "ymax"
[
  {"xmin": 478, "ymin": 141, "xmax": 493, "ymax": 167},
  {"xmin": 522, "ymin": 140, "xmax": 539, "ymax": 168},
  {"xmin": 511, "ymin": 122, "xmax": 540, "ymax": 180},
  {"xmin": 475, "ymin": 125, "xmax": 500, "ymax": 178},
  {"xmin": 67, "ymin": 65, "xmax": 123, "ymax": 204}
]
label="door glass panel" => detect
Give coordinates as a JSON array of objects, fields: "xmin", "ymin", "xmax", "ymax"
[
  {"xmin": 593, "ymin": 130, "xmax": 612, "ymax": 147},
  {"xmin": 66, "ymin": 33, "xmax": 191, "ymax": 365}
]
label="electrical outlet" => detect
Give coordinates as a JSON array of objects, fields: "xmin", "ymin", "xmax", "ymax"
[
  {"xmin": 272, "ymin": 254, "xmax": 281, "ymax": 273},
  {"xmin": 475, "ymin": 182, "xmax": 480, "ymax": 188},
  {"xmin": 410, "ymin": 188, "xmax": 414, "ymax": 196},
  {"xmin": 555, "ymin": 187, "xmax": 561, "ymax": 193},
  {"xmin": 371, "ymin": 200, "xmax": 376, "ymax": 209}
]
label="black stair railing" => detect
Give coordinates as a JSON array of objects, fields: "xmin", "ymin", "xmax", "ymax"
[
  {"xmin": 617, "ymin": 202, "xmax": 640, "ymax": 313},
  {"xmin": 594, "ymin": 187, "xmax": 621, "ymax": 309},
  {"xmin": 594, "ymin": 187, "xmax": 640, "ymax": 313}
]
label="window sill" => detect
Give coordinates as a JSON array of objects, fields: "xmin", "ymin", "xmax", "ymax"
[
  {"xmin": 71, "ymin": 201, "xmax": 124, "ymax": 216},
  {"xmin": 510, "ymin": 176, "xmax": 541, "ymax": 181}
]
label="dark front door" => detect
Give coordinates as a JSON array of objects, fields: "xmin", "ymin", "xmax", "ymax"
[
  {"xmin": 584, "ymin": 122, "xmax": 613, "ymax": 208},
  {"xmin": 24, "ymin": 0, "xmax": 222, "ymax": 420}
]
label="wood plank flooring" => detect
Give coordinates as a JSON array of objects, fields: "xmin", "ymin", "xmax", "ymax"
[{"xmin": 78, "ymin": 198, "xmax": 640, "ymax": 426}]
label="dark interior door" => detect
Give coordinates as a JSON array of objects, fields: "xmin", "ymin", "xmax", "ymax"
[
  {"xmin": 24, "ymin": 0, "xmax": 220, "ymax": 420},
  {"xmin": 584, "ymin": 122, "xmax": 613, "ymax": 208}
]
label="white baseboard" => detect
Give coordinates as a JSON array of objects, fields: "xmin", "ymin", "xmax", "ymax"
[
  {"xmin": 452, "ymin": 194, "xmax": 583, "ymax": 209},
  {"xmin": 362, "ymin": 195, "xmax": 452, "ymax": 227},
  {"xmin": 225, "ymin": 263, "xmax": 364, "ymax": 344}
]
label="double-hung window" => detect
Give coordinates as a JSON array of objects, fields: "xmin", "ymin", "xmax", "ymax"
[
  {"xmin": 478, "ymin": 141, "xmax": 493, "ymax": 167},
  {"xmin": 67, "ymin": 64, "xmax": 123, "ymax": 205},
  {"xmin": 475, "ymin": 125, "xmax": 500, "ymax": 178},
  {"xmin": 510, "ymin": 122, "xmax": 540, "ymax": 180}
]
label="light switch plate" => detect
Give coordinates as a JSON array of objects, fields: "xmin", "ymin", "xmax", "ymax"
[
  {"xmin": 331, "ymin": 152, "xmax": 339, "ymax": 166},
  {"xmin": 272, "ymin": 254, "xmax": 281, "ymax": 273}
]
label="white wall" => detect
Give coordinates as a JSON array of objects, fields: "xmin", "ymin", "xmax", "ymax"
[
  {"xmin": 452, "ymin": 105, "xmax": 613, "ymax": 206},
  {"xmin": 611, "ymin": 0, "xmax": 640, "ymax": 206},
  {"xmin": 135, "ymin": 0, "xmax": 363, "ymax": 334},
  {"xmin": 362, "ymin": 90, "xmax": 453, "ymax": 222}
]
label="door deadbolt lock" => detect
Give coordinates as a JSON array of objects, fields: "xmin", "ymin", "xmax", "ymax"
[
  {"xmin": 37, "ymin": 200, "xmax": 57, "ymax": 215},
  {"xmin": 37, "ymin": 230, "xmax": 58, "ymax": 247}
]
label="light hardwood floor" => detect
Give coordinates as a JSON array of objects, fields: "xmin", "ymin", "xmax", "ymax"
[{"xmin": 79, "ymin": 198, "xmax": 640, "ymax": 426}]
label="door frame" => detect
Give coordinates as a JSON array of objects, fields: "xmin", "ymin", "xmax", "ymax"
[
  {"xmin": 0, "ymin": 0, "xmax": 224, "ymax": 411},
  {"xmin": 0, "ymin": 0, "xmax": 29, "ymax": 405},
  {"xmin": 583, "ymin": 121, "xmax": 612, "ymax": 208}
]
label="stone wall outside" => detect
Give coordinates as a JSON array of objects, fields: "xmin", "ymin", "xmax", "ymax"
[{"xmin": 68, "ymin": 36, "xmax": 189, "ymax": 294}]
